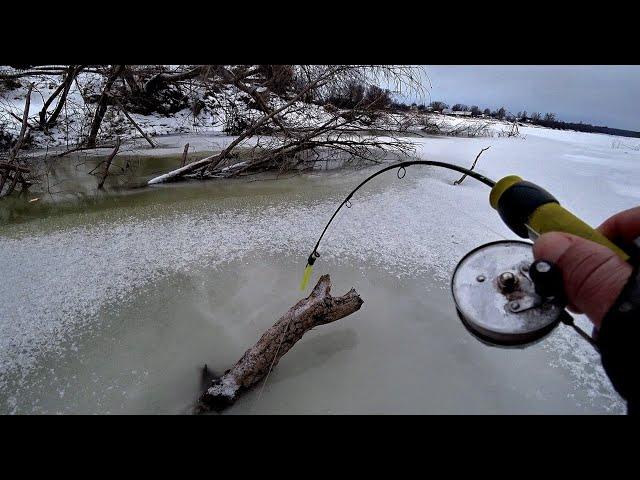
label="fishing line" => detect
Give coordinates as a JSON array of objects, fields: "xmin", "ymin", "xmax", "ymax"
[{"xmin": 300, "ymin": 160, "xmax": 496, "ymax": 290}]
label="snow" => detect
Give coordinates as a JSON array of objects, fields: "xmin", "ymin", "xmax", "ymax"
[
  {"xmin": 146, "ymin": 154, "xmax": 217, "ymax": 185},
  {"xmin": 208, "ymin": 375, "xmax": 238, "ymax": 398}
]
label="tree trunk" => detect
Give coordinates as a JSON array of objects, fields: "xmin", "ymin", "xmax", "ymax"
[
  {"xmin": 195, "ymin": 274, "xmax": 363, "ymax": 414},
  {"xmin": 122, "ymin": 66, "xmax": 141, "ymax": 95},
  {"xmin": 38, "ymin": 72, "xmax": 68, "ymax": 129},
  {"xmin": 143, "ymin": 66, "xmax": 209, "ymax": 95},
  {"xmin": 46, "ymin": 65, "xmax": 84, "ymax": 129},
  {"xmin": 97, "ymin": 137, "xmax": 121, "ymax": 189},
  {"xmin": 86, "ymin": 65, "xmax": 125, "ymax": 148}
]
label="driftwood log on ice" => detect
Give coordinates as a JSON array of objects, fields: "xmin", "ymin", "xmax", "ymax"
[{"xmin": 195, "ymin": 274, "xmax": 363, "ymax": 414}]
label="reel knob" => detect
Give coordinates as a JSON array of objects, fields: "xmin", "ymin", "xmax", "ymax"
[{"xmin": 529, "ymin": 259, "xmax": 566, "ymax": 300}]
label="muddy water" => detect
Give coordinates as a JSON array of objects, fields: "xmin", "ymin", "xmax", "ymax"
[{"xmin": 0, "ymin": 154, "xmax": 624, "ymax": 414}]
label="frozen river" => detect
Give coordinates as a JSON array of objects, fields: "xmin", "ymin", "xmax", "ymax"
[{"xmin": 1, "ymin": 127, "xmax": 638, "ymax": 414}]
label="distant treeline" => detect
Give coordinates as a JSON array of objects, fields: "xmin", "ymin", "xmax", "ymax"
[
  {"xmin": 391, "ymin": 100, "xmax": 640, "ymax": 139},
  {"xmin": 532, "ymin": 119, "xmax": 640, "ymax": 138}
]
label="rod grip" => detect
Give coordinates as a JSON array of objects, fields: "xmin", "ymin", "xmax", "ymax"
[
  {"xmin": 529, "ymin": 203, "xmax": 629, "ymax": 261},
  {"xmin": 490, "ymin": 175, "xmax": 630, "ymax": 261}
]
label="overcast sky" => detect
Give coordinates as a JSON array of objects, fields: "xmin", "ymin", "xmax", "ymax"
[{"xmin": 402, "ymin": 66, "xmax": 640, "ymax": 131}]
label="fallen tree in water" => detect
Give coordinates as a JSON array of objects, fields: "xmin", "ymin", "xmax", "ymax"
[
  {"xmin": 146, "ymin": 65, "xmax": 423, "ymax": 184},
  {"xmin": 194, "ymin": 274, "xmax": 363, "ymax": 414}
]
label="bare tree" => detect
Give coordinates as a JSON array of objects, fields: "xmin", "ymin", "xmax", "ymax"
[
  {"xmin": 0, "ymin": 83, "xmax": 33, "ymax": 196},
  {"xmin": 38, "ymin": 65, "xmax": 84, "ymax": 130},
  {"xmin": 86, "ymin": 65, "xmax": 125, "ymax": 148},
  {"xmin": 429, "ymin": 101, "xmax": 449, "ymax": 112},
  {"xmin": 494, "ymin": 107, "xmax": 506, "ymax": 120}
]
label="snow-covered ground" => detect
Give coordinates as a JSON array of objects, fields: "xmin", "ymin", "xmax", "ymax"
[{"xmin": 1, "ymin": 117, "xmax": 639, "ymax": 414}]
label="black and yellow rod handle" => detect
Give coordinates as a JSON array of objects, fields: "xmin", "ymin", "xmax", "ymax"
[{"xmin": 490, "ymin": 175, "xmax": 630, "ymax": 261}]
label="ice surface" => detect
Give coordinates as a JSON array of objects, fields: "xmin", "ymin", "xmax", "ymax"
[{"xmin": 1, "ymin": 118, "xmax": 638, "ymax": 413}]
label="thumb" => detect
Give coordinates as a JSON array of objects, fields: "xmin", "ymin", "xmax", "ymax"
[{"xmin": 533, "ymin": 232, "xmax": 632, "ymax": 328}]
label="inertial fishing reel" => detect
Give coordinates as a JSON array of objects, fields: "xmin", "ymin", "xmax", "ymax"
[
  {"xmin": 451, "ymin": 176, "xmax": 631, "ymax": 347},
  {"xmin": 452, "ymin": 240, "xmax": 569, "ymax": 346}
]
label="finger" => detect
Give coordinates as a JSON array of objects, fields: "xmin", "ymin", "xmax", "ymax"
[
  {"xmin": 597, "ymin": 206, "xmax": 640, "ymax": 244},
  {"xmin": 533, "ymin": 232, "xmax": 632, "ymax": 327}
]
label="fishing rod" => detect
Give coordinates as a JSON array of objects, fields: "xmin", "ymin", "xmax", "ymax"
[
  {"xmin": 299, "ymin": 160, "xmax": 496, "ymax": 291},
  {"xmin": 300, "ymin": 161, "xmax": 633, "ymax": 347}
]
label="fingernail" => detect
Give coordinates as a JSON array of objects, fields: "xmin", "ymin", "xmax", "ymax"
[{"xmin": 533, "ymin": 232, "xmax": 573, "ymax": 264}]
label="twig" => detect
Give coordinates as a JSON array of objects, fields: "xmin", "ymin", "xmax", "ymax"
[
  {"xmin": 454, "ymin": 146, "xmax": 491, "ymax": 185},
  {"xmin": 97, "ymin": 137, "xmax": 121, "ymax": 189},
  {"xmin": 112, "ymin": 96, "xmax": 156, "ymax": 148},
  {"xmin": 55, "ymin": 143, "xmax": 119, "ymax": 158}
]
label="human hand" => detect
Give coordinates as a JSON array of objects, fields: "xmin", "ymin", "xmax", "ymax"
[{"xmin": 533, "ymin": 206, "xmax": 640, "ymax": 328}]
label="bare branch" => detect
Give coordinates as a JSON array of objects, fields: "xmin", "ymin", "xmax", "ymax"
[{"xmin": 454, "ymin": 146, "xmax": 491, "ymax": 185}]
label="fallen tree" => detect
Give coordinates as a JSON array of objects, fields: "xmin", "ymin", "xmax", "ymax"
[
  {"xmin": 195, "ymin": 274, "xmax": 363, "ymax": 414},
  {"xmin": 146, "ymin": 65, "xmax": 423, "ymax": 184}
]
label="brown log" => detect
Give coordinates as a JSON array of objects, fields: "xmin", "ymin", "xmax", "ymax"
[{"xmin": 195, "ymin": 274, "xmax": 363, "ymax": 414}]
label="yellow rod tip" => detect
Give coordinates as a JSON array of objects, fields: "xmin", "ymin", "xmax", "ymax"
[{"xmin": 299, "ymin": 264, "xmax": 313, "ymax": 291}]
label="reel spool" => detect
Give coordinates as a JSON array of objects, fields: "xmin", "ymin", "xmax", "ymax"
[{"xmin": 451, "ymin": 240, "xmax": 566, "ymax": 346}]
